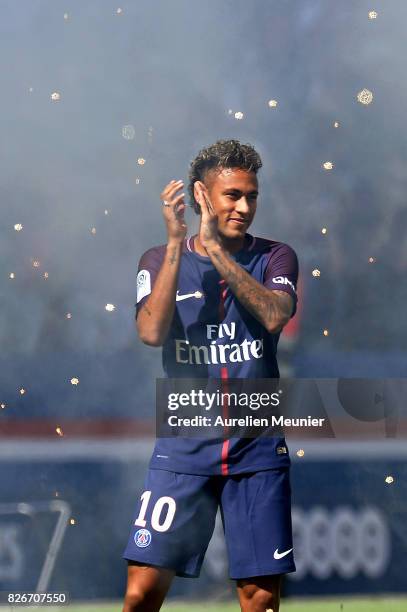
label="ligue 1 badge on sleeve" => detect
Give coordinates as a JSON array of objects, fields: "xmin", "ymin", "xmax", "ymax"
[
  {"xmin": 134, "ymin": 528, "xmax": 152, "ymax": 548},
  {"xmin": 136, "ymin": 269, "xmax": 151, "ymax": 303}
]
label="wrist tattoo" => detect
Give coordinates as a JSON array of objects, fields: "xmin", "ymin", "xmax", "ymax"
[{"xmin": 169, "ymin": 248, "xmax": 177, "ymax": 265}]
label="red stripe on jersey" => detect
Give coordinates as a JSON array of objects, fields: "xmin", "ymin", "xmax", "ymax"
[
  {"xmin": 220, "ymin": 366, "xmax": 230, "ymax": 475},
  {"xmin": 218, "ymin": 278, "xmax": 227, "ymax": 320},
  {"xmin": 218, "ymin": 279, "xmax": 230, "ymax": 475}
]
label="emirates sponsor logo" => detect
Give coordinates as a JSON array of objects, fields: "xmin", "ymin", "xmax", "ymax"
[
  {"xmin": 175, "ymin": 338, "xmax": 263, "ymax": 365},
  {"xmin": 174, "ymin": 322, "xmax": 263, "ymax": 365}
]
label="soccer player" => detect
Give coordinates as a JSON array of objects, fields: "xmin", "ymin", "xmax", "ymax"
[{"xmin": 123, "ymin": 140, "xmax": 299, "ymax": 612}]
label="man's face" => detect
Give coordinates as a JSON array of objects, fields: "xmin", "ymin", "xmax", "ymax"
[{"xmin": 204, "ymin": 168, "xmax": 259, "ymax": 239}]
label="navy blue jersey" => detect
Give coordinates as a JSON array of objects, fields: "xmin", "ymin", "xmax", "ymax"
[{"xmin": 135, "ymin": 233, "xmax": 298, "ymax": 475}]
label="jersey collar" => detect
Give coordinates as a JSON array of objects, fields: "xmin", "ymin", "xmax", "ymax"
[{"xmin": 185, "ymin": 233, "xmax": 256, "ymax": 260}]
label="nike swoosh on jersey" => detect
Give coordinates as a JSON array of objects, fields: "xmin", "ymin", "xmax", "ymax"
[
  {"xmin": 176, "ymin": 290, "xmax": 203, "ymax": 301},
  {"xmin": 273, "ymin": 547, "xmax": 293, "ymax": 560}
]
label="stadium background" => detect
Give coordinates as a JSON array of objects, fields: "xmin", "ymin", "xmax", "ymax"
[{"xmin": 1, "ymin": 0, "xmax": 406, "ymax": 608}]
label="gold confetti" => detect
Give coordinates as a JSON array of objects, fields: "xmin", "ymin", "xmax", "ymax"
[
  {"xmin": 43, "ymin": 272, "xmax": 49, "ymax": 279},
  {"xmin": 122, "ymin": 125, "xmax": 135, "ymax": 140},
  {"xmin": 296, "ymin": 449, "xmax": 305, "ymax": 457},
  {"xmin": 368, "ymin": 11, "xmax": 378, "ymax": 20},
  {"xmin": 9, "ymin": 272, "xmax": 15, "ymax": 279},
  {"xmin": 91, "ymin": 227, "xmax": 96, "ymax": 235},
  {"xmin": 105, "ymin": 303, "xmax": 116, "ymax": 312},
  {"xmin": 20, "ymin": 388, "xmax": 26, "ymax": 395},
  {"xmin": 51, "ymin": 91, "xmax": 61, "ymax": 102},
  {"xmin": 66, "ymin": 313, "xmax": 72, "ymax": 319},
  {"xmin": 321, "ymin": 227, "xmax": 327, "ymax": 235},
  {"xmin": 14, "ymin": 223, "xmax": 23, "ymax": 231},
  {"xmin": 385, "ymin": 475, "xmax": 394, "ymax": 484},
  {"xmin": 1, "ymin": 403, "xmax": 6, "ymax": 410},
  {"xmin": 70, "ymin": 377, "xmax": 79, "ymax": 385},
  {"xmin": 56, "ymin": 426, "xmax": 64, "ymax": 437},
  {"xmin": 357, "ymin": 89, "xmax": 373, "ymax": 105},
  {"xmin": 137, "ymin": 158, "xmax": 146, "ymax": 165},
  {"xmin": 323, "ymin": 329, "xmax": 329, "ymax": 337},
  {"xmin": 234, "ymin": 111, "xmax": 244, "ymax": 120},
  {"xmin": 312, "ymin": 269, "xmax": 321, "ymax": 277},
  {"xmin": 268, "ymin": 100, "xmax": 278, "ymax": 108},
  {"xmin": 69, "ymin": 518, "xmax": 76, "ymax": 525},
  {"xmin": 333, "ymin": 121, "xmax": 340, "ymax": 128},
  {"xmin": 32, "ymin": 260, "xmax": 40, "ymax": 268},
  {"xmin": 323, "ymin": 161, "xmax": 334, "ymax": 170}
]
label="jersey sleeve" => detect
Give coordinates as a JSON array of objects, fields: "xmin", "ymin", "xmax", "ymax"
[
  {"xmin": 263, "ymin": 243, "xmax": 299, "ymax": 317},
  {"xmin": 135, "ymin": 247, "xmax": 165, "ymax": 318}
]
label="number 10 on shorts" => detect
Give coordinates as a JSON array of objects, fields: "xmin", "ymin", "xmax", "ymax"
[{"xmin": 134, "ymin": 491, "xmax": 177, "ymax": 533}]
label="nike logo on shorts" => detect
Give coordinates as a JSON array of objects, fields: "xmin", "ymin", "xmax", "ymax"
[
  {"xmin": 273, "ymin": 547, "xmax": 293, "ymax": 560},
  {"xmin": 176, "ymin": 290, "xmax": 203, "ymax": 301}
]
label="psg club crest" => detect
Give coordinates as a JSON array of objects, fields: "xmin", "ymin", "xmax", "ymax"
[{"xmin": 134, "ymin": 528, "xmax": 152, "ymax": 548}]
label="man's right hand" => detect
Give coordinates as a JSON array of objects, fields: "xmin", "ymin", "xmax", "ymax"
[
  {"xmin": 160, "ymin": 180, "xmax": 187, "ymax": 242},
  {"xmin": 137, "ymin": 180, "xmax": 186, "ymax": 346}
]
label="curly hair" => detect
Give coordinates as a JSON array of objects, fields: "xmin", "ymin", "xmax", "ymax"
[{"xmin": 187, "ymin": 139, "xmax": 262, "ymax": 214}]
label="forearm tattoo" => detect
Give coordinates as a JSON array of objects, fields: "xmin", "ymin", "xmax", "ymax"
[{"xmin": 210, "ymin": 249, "xmax": 286, "ymax": 328}]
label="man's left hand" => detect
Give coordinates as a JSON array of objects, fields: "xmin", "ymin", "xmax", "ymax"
[{"xmin": 194, "ymin": 181, "xmax": 220, "ymax": 250}]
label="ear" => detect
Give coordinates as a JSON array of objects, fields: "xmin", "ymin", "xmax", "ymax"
[{"xmin": 194, "ymin": 181, "xmax": 203, "ymax": 204}]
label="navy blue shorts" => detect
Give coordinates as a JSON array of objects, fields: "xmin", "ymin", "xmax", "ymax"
[{"xmin": 123, "ymin": 467, "xmax": 295, "ymax": 579}]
